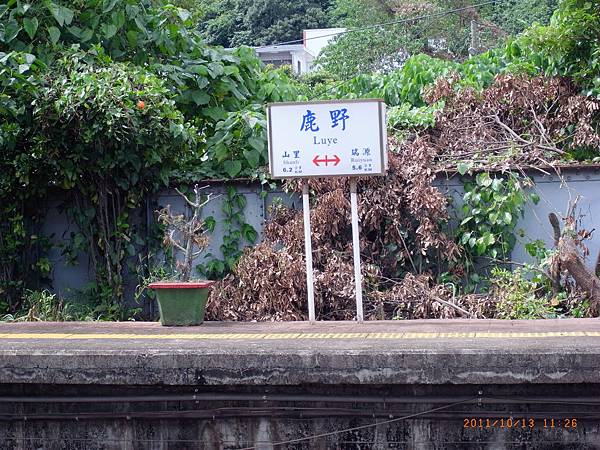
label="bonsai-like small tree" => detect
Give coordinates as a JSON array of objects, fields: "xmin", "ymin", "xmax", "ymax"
[{"xmin": 157, "ymin": 185, "xmax": 216, "ymax": 282}]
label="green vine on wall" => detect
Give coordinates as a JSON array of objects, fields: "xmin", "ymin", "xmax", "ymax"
[
  {"xmin": 198, "ymin": 186, "xmax": 258, "ymax": 279},
  {"xmin": 455, "ymin": 172, "xmax": 539, "ymax": 290}
]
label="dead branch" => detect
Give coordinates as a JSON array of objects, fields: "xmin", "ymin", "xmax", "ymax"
[
  {"xmin": 557, "ymin": 235, "xmax": 600, "ymax": 315},
  {"xmin": 549, "ymin": 212, "xmax": 600, "ymax": 315},
  {"xmin": 433, "ymin": 296, "xmax": 475, "ymax": 318},
  {"xmin": 548, "ymin": 213, "xmax": 562, "ymax": 295},
  {"xmin": 175, "ymin": 185, "xmax": 207, "ymax": 209}
]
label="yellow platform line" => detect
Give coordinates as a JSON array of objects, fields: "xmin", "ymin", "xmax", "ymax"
[{"xmin": 0, "ymin": 331, "xmax": 598, "ymax": 340}]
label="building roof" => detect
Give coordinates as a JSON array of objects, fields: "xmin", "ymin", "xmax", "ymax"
[{"xmin": 253, "ymin": 44, "xmax": 304, "ymax": 54}]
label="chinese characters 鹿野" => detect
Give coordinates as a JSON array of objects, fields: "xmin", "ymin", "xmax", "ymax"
[{"xmin": 300, "ymin": 108, "xmax": 350, "ymax": 132}]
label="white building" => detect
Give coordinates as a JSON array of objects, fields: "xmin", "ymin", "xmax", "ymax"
[{"xmin": 253, "ymin": 28, "xmax": 346, "ymax": 75}]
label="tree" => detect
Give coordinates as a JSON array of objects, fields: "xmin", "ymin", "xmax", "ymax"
[
  {"xmin": 197, "ymin": 0, "xmax": 334, "ymax": 47},
  {"xmin": 195, "ymin": 0, "xmax": 241, "ymax": 47},
  {"xmin": 317, "ymin": 0, "xmax": 558, "ymax": 78},
  {"xmin": 490, "ymin": 0, "xmax": 558, "ymax": 35},
  {"xmin": 519, "ymin": 0, "xmax": 600, "ymax": 97},
  {"xmin": 0, "ymin": 0, "xmax": 298, "ymax": 314}
]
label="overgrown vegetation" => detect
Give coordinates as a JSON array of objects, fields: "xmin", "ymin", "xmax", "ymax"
[
  {"xmin": 318, "ymin": 0, "xmax": 558, "ymax": 78},
  {"xmin": 208, "ymin": 148, "xmax": 460, "ymax": 320},
  {"xmin": 456, "ymin": 173, "xmax": 529, "ymax": 291},
  {"xmin": 0, "ymin": 0, "xmax": 295, "ymax": 317},
  {"xmin": 2, "ymin": 0, "xmax": 599, "ymax": 321},
  {"xmin": 196, "ymin": 0, "xmax": 334, "ymax": 47},
  {"xmin": 491, "ymin": 267, "xmax": 558, "ymax": 319},
  {"xmin": 208, "ymin": 0, "xmax": 600, "ymax": 321},
  {"xmin": 0, "ymin": 289, "xmax": 138, "ymax": 322}
]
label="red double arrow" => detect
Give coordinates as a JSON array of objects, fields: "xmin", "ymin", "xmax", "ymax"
[{"xmin": 312, "ymin": 154, "xmax": 340, "ymax": 167}]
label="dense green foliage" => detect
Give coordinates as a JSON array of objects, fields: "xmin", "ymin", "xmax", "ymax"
[
  {"xmin": 197, "ymin": 0, "xmax": 333, "ymax": 47},
  {"xmin": 318, "ymin": 0, "xmax": 558, "ymax": 78},
  {"xmin": 0, "ymin": 0, "xmax": 297, "ymax": 315},
  {"xmin": 300, "ymin": 0, "xmax": 599, "ymax": 136},
  {"xmin": 33, "ymin": 53, "xmax": 194, "ymax": 189},
  {"xmin": 489, "ymin": 0, "xmax": 559, "ymax": 35},
  {"xmin": 453, "ymin": 173, "xmax": 536, "ymax": 293},
  {"xmin": 519, "ymin": 0, "xmax": 600, "ymax": 96},
  {"xmin": 457, "ymin": 173, "xmax": 527, "ymax": 262}
]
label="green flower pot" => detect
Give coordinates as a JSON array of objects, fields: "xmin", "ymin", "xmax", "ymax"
[{"xmin": 149, "ymin": 281, "xmax": 214, "ymax": 326}]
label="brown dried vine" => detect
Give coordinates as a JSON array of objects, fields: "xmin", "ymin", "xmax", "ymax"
[
  {"xmin": 207, "ymin": 147, "xmax": 462, "ymax": 321},
  {"xmin": 207, "ymin": 73, "xmax": 600, "ymax": 321},
  {"xmin": 426, "ymin": 74, "xmax": 600, "ymax": 170}
]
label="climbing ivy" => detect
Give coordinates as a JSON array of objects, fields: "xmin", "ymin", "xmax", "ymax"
[
  {"xmin": 457, "ymin": 173, "xmax": 532, "ymax": 260},
  {"xmin": 455, "ymin": 172, "xmax": 540, "ymax": 290},
  {"xmin": 198, "ymin": 186, "xmax": 258, "ymax": 279}
]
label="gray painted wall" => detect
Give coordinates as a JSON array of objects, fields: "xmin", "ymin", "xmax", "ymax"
[
  {"xmin": 42, "ymin": 167, "xmax": 600, "ymax": 302},
  {"xmin": 42, "ymin": 183, "xmax": 301, "ymax": 302},
  {"xmin": 435, "ymin": 167, "xmax": 600, "ymax": 272}
]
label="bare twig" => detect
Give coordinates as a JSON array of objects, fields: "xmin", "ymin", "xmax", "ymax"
[
  {"xmin": 174, "ymin": 185, "xmax": 210, "ymax": 209},
  {"xmin": 433, "ymin": 296, "xmax": 475, "ymax": 318}
]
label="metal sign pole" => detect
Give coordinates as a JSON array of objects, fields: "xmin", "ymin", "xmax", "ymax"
[
  {"xmin": 302, "ymin": 182, "xmax": 316, "ymax": 322},
  {"xmin": 350, "ymin": 178, "xmax": 364, "ymax": 322}
]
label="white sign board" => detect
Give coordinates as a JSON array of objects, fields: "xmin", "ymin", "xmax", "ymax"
[{"xmin": 267, "ymin": 99, "xmax": 387, "ymax": 178}]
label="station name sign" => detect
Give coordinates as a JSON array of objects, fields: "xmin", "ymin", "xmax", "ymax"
[{"xmin": 267, "ymin": 99, "xmax": 387, "ymax": 178}]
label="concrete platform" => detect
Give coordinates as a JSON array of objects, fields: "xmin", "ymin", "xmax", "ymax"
[{"xmin": 0, "ymin": 319, "xmax": 599, "ymax": 386}]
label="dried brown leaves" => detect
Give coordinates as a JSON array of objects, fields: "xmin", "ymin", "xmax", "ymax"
[
  {"xmin": 370, "ymin": 273, "xmax": 495, "ymax": 320},
  {"xmin": 207, "ymin": 148, "xmax": 462, "ymax": 321},
  {"xmin": 207, "ymin": 243, "xmax": 308, "ymax": 321},
  {"xmin": 207, "ymin": 73, "xmax": 600, "ymax": 321},
  {"xmin": 425, "ymin": 74, "xmax": 600, "ymax": 169}
]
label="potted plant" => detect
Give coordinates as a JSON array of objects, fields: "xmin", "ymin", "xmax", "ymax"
[{"xmin": 149, "ymin": 185, "xmax": 216, "ymax": 326}]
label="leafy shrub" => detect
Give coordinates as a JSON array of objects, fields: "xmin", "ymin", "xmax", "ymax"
[
  {"xmin": 490, "ymin": 267, "xmax": 557, "ymax": 319},
  {"xmin": 519, "ymin": 0, "xmax": 600, "ymax": 97},
  {"xmin": 203, "ymin": 108, "xmax": 267, "ymax": 179},
  {"xmin": 1, "ymin": 289, "xmax": 84, "ymax": 322},
  {"xmin": 387, "ymin": 103, "xmax": 439, "ymax": 134},
  {"xmin": 458, "ymin": 173, "xmax": 527, "ymax": 261},
  {"xmin": 0, "ymin": 0, "xmax": 298, "ymax": 313}
]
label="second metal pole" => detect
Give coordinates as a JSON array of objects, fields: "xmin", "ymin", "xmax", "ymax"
[
  {"xmin": 302, "ymin": 182, "xmax": 316, "ymax": 322},
  {"xmin": 350, "ymin": 178, "xmax": 364, "ymax": 321}
]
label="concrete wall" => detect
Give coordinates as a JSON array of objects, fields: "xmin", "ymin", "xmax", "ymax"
[
  {"xmin": 42, "ymin": 183, "xmax": 301, "ymax": 304},
  {"xmin": 436, "ymin": 167, "xmax": 600, "ymax": 272},
  {"xmin": 42, "ymin": 167, "xmax": 600, "ymax": 303},
  {"xmin": 1, "ymin": 319, "xmax": 598, "ymax": 449},
  {"xmin": 1, "ymin": 383, "xmax": 598, "ymax": 449}
]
